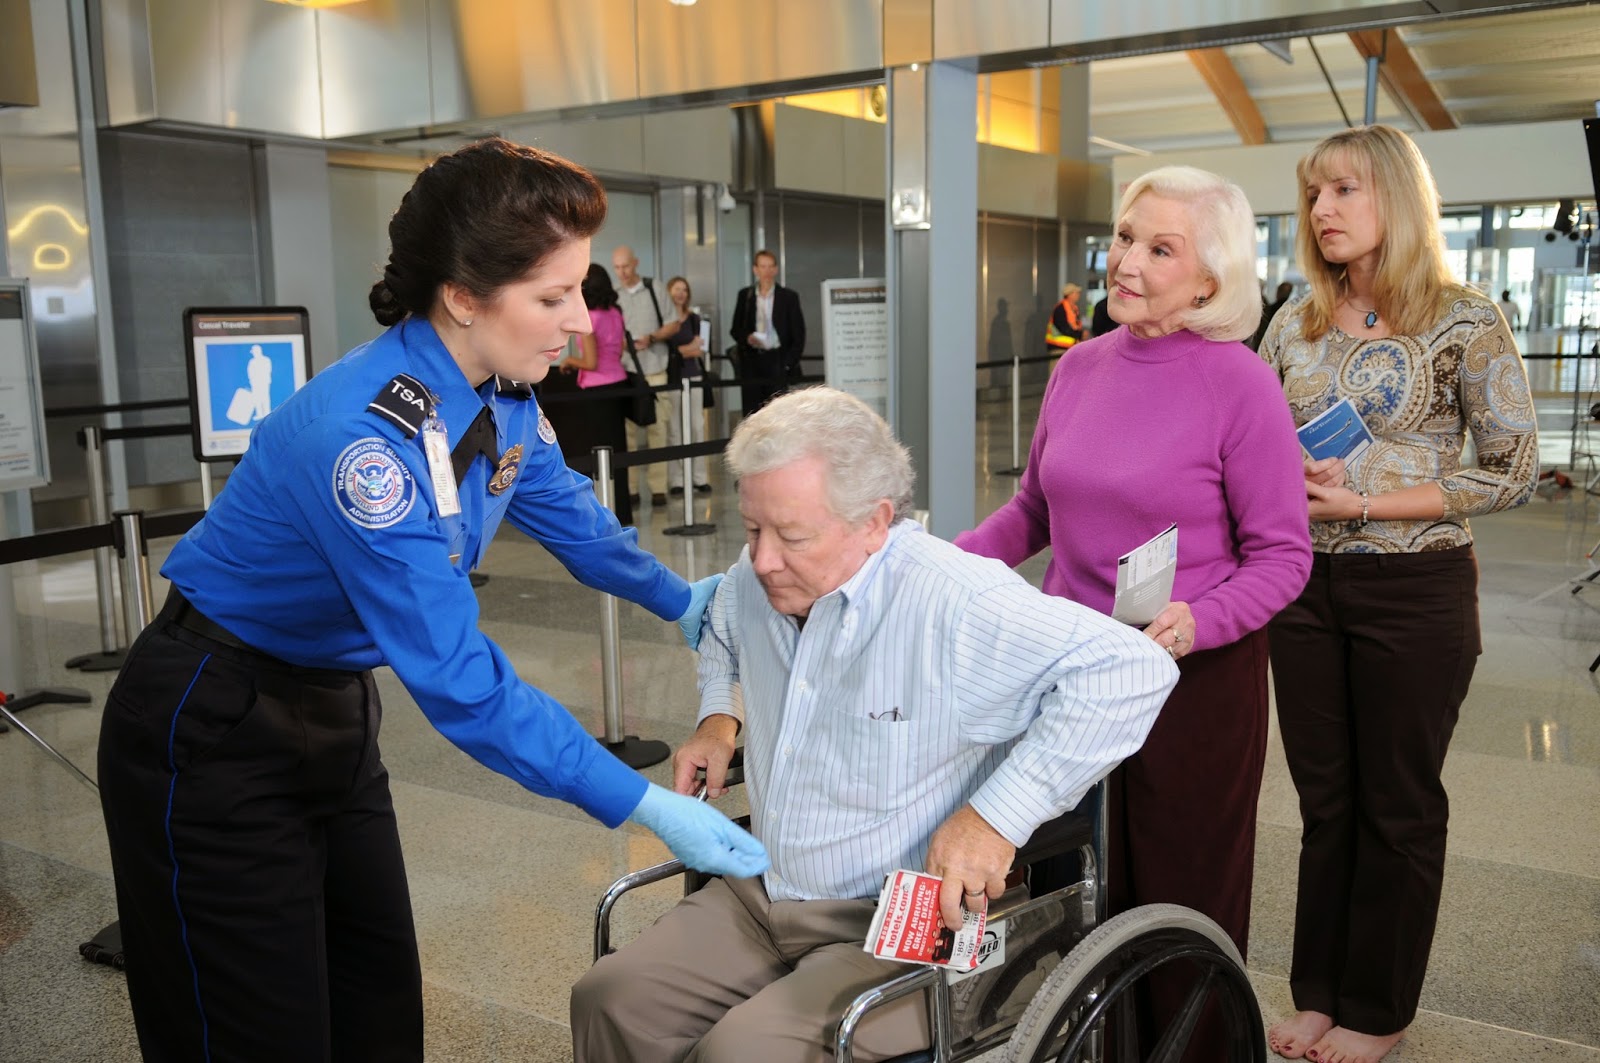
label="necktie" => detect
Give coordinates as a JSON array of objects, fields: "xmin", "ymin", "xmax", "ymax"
[{"xmin": 450, "ymin": 406, "xmax": 498, "ymax": 486}]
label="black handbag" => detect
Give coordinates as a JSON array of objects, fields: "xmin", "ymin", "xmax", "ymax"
[
  {"xmin": 701, "ymin": 369, "xmax": 719, "ymax": 409},
  {"xmin": 623, "ymin": 340, "xmax": 656, "ymax": 427}
]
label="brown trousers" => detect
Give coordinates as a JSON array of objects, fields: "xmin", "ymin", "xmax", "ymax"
[
  {"xmin": 1107, "ymin": 627, "xmax": 1271, "ymax": 1063},
  {"xmin": 1268, "ymin": 546, "xmax": 1479, "ymax": 1036},
  {"xmin": 571, "ymin": 875, "xmax": 929, "ymax": 1063}
]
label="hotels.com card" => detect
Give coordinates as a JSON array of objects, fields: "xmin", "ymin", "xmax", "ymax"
[{"xmin": 863, "ymin": 870, "xmax": 987, "ymax": 970}]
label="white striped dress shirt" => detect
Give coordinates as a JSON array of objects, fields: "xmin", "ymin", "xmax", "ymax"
[{"xmin": 697, "ymin": 521, "xmax": 1178, "ymax": 902}]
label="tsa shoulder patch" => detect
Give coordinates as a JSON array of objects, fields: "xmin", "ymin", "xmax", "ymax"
[
  {"xmin": 332, "ymin": 438, "xmax": 417, "ymax": 529},
  {"xmin": 538, "ymin": 411, "xmax": 557, "ymax": 444},
  {"xmin": 366, "ymin": 373, "xmax": 433, "ymax": 438}
]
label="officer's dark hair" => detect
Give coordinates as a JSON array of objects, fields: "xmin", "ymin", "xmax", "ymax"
[
  {"xmin": 582, "ymin": 264, "xmax": 620, "ymax": 312},
  {"xmin": 368, "ymin": 137, "xmax": 607, "ymax": 327}
]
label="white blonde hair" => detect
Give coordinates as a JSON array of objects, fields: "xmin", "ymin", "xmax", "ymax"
[
  {"xmin": 726, "ymin": 386, "xmax": 914, "ymax": 524},
  {"xmin": 1114, "ymin": 166, "xmax": 1261, "ymax": 342}
]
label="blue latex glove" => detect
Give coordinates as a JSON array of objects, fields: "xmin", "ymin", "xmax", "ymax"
[
  {"xmin": 677, "ymin": 573, "xmax": 723, "ymax": 651},
  {"xmin": 628, "ymin": 782, "xmax": 770, "ymax": 878}
]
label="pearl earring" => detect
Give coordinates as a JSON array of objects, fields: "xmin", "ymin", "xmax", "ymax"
[{"xmin": 462, "ymin": 318, "xmax": 473, "ymax": 327}]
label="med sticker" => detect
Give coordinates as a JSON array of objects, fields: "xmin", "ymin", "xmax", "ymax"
[{"xmin": 333, "ymin": 438, "xmax": 417, "ymax": 529}]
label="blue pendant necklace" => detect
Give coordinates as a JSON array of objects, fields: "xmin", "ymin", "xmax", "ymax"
[{"xmin": 1348, "ymin": 299, "xmax": 1378, "ymax": 329}]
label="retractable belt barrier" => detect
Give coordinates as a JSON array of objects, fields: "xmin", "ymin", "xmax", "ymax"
[{"xmin": 973, "ymin": 353, "xmax": 1062, "ymax": 476}]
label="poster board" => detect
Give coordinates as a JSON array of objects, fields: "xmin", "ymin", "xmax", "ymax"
[
  {"xmin": 0, "ymin": 280, "xmax": 49, "ymax": 492},
  {"xmin": 184, "ymin": 306, "xmax": 311, "ymax": 463},
  {"xmin": 821, "ymin": 278, "xmax": 889, "ymax": 418}
]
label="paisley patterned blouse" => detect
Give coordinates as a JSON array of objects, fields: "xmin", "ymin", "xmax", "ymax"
[{"xmin": 1260, "ymin": 289, "xmax": 1538, "ymax": 554}]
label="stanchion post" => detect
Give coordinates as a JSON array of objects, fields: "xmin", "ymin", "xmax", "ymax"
[
  {"xmin": 590, "ymin": 447, "xmax": 668, "ymax": 769},
  {"xmin": 678, "ymin": 379, "xmax": 694, "ymax": 527},
  {"xmin": 1011, "ymin": 354, "xmax": 1022, "ymax": 469},
  {"xmin": 993, "ymin": 354, "xmax": 1025, "ymax": 476},
  {"xmin": 112, "ymin": 510, "xmax": 155, "ymax": 638},
  {"xmin": 63, "ymin": 425, "xmax": 127, "ymax": 672},
  {"xmin": 199, "ymin": 462, "xmax": 215, "ymax": 510},
  {"xmin": 594, "ymin": 448, "xmax": 625, "ymax": 744},
  {"xmin": 663, "ymin": 382, "xmax": 717, "ymax": 538}
]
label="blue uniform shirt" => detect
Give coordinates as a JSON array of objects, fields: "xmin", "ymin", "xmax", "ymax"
[{"xmin": 164, "ymin": 316, "xmax": 689, "ymax": 826}]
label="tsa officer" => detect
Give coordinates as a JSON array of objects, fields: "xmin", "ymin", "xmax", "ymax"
[{"xmin": 96, "ymin": 138, "xmax": 767, "ymax": 1063}]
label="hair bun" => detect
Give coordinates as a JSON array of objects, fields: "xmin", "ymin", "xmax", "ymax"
[{"xmin": 368, "ymin": 277, "xmax": 406, "ymax": 327}]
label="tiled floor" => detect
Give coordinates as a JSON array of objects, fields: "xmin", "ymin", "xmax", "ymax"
[{"xmin": 1, "ymin": 395, "xmax": 1597, "ymax": 1061}]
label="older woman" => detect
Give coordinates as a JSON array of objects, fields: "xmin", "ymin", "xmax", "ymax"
[
  {"xmin": 1260, "ymin": 126, "xmax": 1537, "ymax": 1063},
  {"xmin": 957, "ymin": 165, "xmax": 1311, "ymax": 1059}
]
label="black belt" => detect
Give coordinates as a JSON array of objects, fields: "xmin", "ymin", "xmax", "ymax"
[
  {"xmin": 161, "ymin": 588, "xmax": 364, "ymax": 679},
  {"xmin": 163, "ymin": 588, "xmax": 266, "ymax": 656}
]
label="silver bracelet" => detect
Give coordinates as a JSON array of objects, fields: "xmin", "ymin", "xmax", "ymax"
[{"xmin": 1359, "ymin": 493, "xmax": 1371, "ymax": 526}]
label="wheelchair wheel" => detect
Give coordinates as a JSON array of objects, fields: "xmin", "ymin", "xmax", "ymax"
[{"xmin": 1004, "ymin": 904, "xmax": 1265, "ymax": 1063}]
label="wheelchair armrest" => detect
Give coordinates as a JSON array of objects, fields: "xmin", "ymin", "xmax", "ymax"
[
  {"xmin": 697, "ymin": 747, "xmax": 745, "ymax": 792},
  {"xmin": 834, "ymin": 966, "xmax": 939, "ymax": 1063},
  {"xmin": 1013, "ymin": 809, "xmax": 1094, "ymax": 870},
  {"xmin": 594, "ymin": 857, "xmax": 688, "ymax": 962}
]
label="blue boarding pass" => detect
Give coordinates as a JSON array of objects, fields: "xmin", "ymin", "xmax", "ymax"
[{"xmin": 1296, "ymin": 397, "xmax": 1374, "ymax": 465}]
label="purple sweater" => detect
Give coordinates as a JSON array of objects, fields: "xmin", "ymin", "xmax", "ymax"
[{"xmin": 956, "ymin": 327, "xmax": 1311, "ymax": 653}]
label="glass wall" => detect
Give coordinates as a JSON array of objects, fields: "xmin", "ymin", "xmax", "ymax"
[{"xmin": 979, "ymin": 215, "xmax": 1060, "ymax": 391}]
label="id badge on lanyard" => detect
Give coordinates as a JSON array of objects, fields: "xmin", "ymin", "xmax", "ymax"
[{"xmin": 421, "ymin": 410, "xmax": 465, "ymax": 565}]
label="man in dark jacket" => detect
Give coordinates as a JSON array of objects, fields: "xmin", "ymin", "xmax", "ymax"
[{"xmin": 731, "ymin": 250, "xmax": 807, "ymax": 415}]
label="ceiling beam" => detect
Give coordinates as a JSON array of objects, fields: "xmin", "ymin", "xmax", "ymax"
[
  {"xmin": 1186, "ymin": 49, "xmax": 1268, "ymax": 145},
  {"xmin": 1347, "ymin": 28, "xmax": 1457, "ymax": 130}
]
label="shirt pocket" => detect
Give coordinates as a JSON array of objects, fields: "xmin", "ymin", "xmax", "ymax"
[{"xmin": 814, "ymin": 706, "xmax": 921, "ymax": 814}]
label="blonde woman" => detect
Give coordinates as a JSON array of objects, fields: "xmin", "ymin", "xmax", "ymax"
[
  {"xmin": 663, "ymin": 276, "xmax": 711, "ymax": 495},
  {"xmin": 959, "ymin": 165, "xmax": 1311, "ymax": 1061},
  {"xmin": 1260, "ymin": 125, "xmax": 1537, "ymax": 1063}
]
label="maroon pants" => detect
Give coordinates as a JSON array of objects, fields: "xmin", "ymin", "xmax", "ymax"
[
  {"xmin": 1267, "ymin": 546, "xmax": 1480, "ymax": 1036},
  {"xmin": 1107, "ymin": 627, "xmax": 1270, "ymax": 1063}
]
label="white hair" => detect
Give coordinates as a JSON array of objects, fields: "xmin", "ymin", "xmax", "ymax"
[
  {"xmin": 725, "ymin": 387, "xmax": 914, "ymax": 524},
  {"xmin": 1114, "ymin": 166, "xmax": 1262, "ymax": 343}
]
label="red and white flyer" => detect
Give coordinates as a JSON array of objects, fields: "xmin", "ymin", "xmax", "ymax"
[{"xmin": 863, "ymin": 870, "xmax": 987, "ymax": 971}]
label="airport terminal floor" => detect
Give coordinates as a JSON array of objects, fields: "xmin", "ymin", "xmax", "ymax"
[{"xmin": 1, "ymin": 393, "xmax": 1597, "ymax": 1061}]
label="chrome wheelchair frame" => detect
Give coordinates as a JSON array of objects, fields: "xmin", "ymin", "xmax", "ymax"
[{"xmin": 593, "ymin": 775, "xmax": 1266, "ymax": 1063}]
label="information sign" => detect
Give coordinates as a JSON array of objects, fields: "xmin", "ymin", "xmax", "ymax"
[
  {"xmin": 184, "ymin": 306, "xmax": 311, "ymax": 463},
  {"xmin": 821, "ymin": 278, "xmax": 889, "ymax": 418},
  {"xmin": 0, "ymin": 280, "xmax": 49, "ymax": 492}
]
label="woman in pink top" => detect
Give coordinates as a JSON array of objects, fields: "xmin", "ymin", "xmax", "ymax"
[
  {"xmin": 548, "ymin": 264, "xmax": 634, "ymax": 522},
  {"xmin": 957, "ymin": 166, "xmax": 1311, "ymax": 1062}
]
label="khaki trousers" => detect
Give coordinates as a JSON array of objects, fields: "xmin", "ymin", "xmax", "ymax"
[{"xmin": 571, "ymin": 875, "xmax": 929, "ymax": 1063}]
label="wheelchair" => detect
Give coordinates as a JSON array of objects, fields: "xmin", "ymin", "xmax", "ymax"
[{"xmin": 593, "ymin": 762, "xmax": 1266, "ymax": 1063}]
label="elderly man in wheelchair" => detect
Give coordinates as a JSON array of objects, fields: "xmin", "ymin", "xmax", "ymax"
[{"xmin": 573, "ymin": 389, "xmax": 1270, "ymax": 1063}]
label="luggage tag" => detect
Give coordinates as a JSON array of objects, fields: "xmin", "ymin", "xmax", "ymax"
[{"xmin": 420, "ymin": 409, "xmax": 465, "ymax": 565}]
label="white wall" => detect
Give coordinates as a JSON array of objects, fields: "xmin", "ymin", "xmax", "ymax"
[{"xmin": 1111, "ymin": 121, "xmax": 1595, "ymax": 216}]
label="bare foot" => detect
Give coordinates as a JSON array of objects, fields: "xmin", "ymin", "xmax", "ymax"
[
  {"xmin": 1268, "ymin": 1011, "xmax": 1334, "ymax": 1059},
  {"xmin": 1306, "ymin": 1025, "xmax": 1405, "ymax": 1063}
]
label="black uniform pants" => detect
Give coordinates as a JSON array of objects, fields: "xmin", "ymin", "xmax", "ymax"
[
  {"xmin": 1267, "ymin": 546, "xmax": 1480, "ymax": 1036},
  {"xmin": 97, "ymin": 591, "xmax": 423, "ymax": 1062}
]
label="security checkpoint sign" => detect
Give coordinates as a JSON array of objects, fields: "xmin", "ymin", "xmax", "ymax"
[
  {"xmin": 822, "ymin": 278, "xmax": 889, "ymax": 419},
  {"xmin": 0, "ymin": 280, "xmax": 49, "ymax": 492},
  {"xmin": 184, "ymin": 307, "xmax": 311, "ymax": 462}
]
